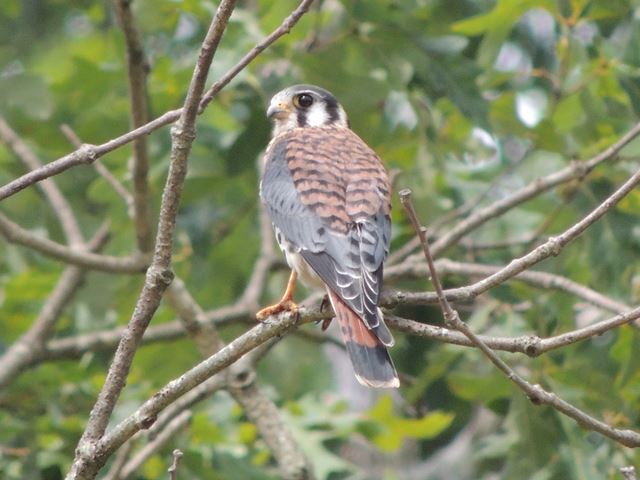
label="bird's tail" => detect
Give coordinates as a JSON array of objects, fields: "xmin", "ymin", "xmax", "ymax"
[{"xmin": 327, "ymin": 290, "xmax": 399, "ymax": 388}]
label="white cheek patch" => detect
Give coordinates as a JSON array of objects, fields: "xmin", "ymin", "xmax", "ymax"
[
  {"xmin": 305, "ymin": 103, "xmax": 330, "ymax": 127},
  {"xmin": 273, "ymin": 114, "xmax": 299, "ymax": 137}
]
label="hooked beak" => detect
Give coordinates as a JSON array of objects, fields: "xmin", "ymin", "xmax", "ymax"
[{"xmin": 266, "ymin": 101, "xmax": 290, "ymax": 121}]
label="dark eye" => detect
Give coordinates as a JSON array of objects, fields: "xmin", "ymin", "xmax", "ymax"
[{"xmin": 295, "ymin": 93, "xmax": 314, "ymax": 108}]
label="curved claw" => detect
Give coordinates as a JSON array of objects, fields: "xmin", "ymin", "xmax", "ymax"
[
  {"xmin": 320, "ymin": 317, "xmax": 333, "ymax": 331},
  {"xmin": 318, "ymin": 294, "xmax": 333, "ymax": 330},
  {"xmin": 319, "ymin": 294, "xmax": 330, "ymax": 312},
  {"xmin": 256, "ymin": 299, "xmax": 299, "ymax": 321}
]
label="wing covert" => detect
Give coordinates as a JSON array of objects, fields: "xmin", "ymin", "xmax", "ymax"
[{"xmin": 260, "ymin": 138, "xmax": 326, "ymax": 253}]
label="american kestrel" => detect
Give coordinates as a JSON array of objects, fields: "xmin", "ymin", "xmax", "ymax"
[{"xmin": 257, "ymin": 84, "xmax": 399, "ymax": 388}]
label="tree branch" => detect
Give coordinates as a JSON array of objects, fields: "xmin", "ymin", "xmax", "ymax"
[
  {"xmin": 67, "ymin": 3, "xmax": 238, "ymax": 478},
  {"xmin": 386, "ymin": 258, "xmax": 630, "ymax": 314},
  {"xmin": 0, "ymin": 211, "xmax": 148, "ymax": 273},
  {"xmin": 40, "ymin": 304, "xmax": 251, "ymax": 362},
  {"xmin": 198, "ymin": 0, "xmax": 315, "ymax": 111},
  {"xmin": 0, "ymin": 0, "xmax": 316, "ymax": 204},
  {"xmin": 400, "ymin": 188, "xmax": 640, "ymax": 448},
  {"xmin": 387, "ymin": 305, "xmax": 640, "ymax": 356},
  {"xmin": 73, "ymin": 308, "xmax": 308, "ymax": 477},
  {"xmin": 112, "ymin": 0, "xmax": 154, "ymax": 253},
  {"xmin": 393, "ymin": 121, "xmax": 640, "ymax": 264},
  {"xmin": 621, "ymin": 466, "xmax": 638, "ymax": 480},
  {"xmin": 165, "ymin": 276, "xmax": 314, "ymax": 479},
  {"xmin": 0, "ymin": 223, "xmax": 110, "ymax": 390},
  {"xmin": 387, "ymin": 165, "xmax": 640, "ymax": 309}
]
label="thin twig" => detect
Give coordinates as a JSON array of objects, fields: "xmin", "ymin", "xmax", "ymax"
[
  {"xmin": 621, "ymin": 466, "xmax": 637, "ymax": 480},
  {"xmin": 113, "ymin": 0, "xmax": 154, "ymax": 252},
  {"xmin": 41, "ymin": 304, "xmax": 251, "ymax": 362},
  {"xmin": 399, "ymin": 189, "xmax": 451, "ymax": 318},
  {"xmin": 0, "ymin": 212, "xmax": 148, "ymax": 273},
  {"xmin": 400, "ymin": 188, "xmax": 640, "ymax": 448},
  {"xmin": 60, "ymin": 124, "xmax": 134, "ymax": 214},
  {"xmin": 386, "ymin": 306, "xmax": 640, "ymax": 356},
  {"xmin": 102, "ymin": 441, "xmax": 134, "ymax": 480},
  {"xmin": 148, "ymin": 376, "xmax": 225, "ymax": 440},
  {"xmin": 120, "ymin": 412, "xmax": 191, "ymax": 480},
  {"xmin": 0, "ymin": 116, "xmax": 83, "ymax": 245},
  {"xmin": 167, "ymin": 449, "xmax": 183, "ymax": 480}
]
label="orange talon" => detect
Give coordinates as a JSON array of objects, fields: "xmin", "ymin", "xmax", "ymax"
[
  {"xmin": 256, "ymin": 299, "xmax": 299, "ymax": 320},
  {"xmin": 256, "ymin": 270, "xmax": 299, "ymax": 320}
]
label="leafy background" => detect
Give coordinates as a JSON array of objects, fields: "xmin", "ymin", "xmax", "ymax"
[{"xmin": 1, "ymin": 0, "xmax": 640, "ymax": 479}]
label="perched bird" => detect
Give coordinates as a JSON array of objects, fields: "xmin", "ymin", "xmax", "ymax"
[{"xmin": 257, "ymin": 84, "xmax": 399, "ymax": 388}]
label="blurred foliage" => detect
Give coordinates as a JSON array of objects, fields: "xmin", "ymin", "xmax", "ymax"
[{"xmin": 1, "ymin": 0, "xmax": 640, "ymax": 479}]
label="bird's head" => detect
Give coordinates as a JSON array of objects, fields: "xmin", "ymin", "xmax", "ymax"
[{"xmin": 267, "ymin": 84, "xmax": 348, "ymax": 136}]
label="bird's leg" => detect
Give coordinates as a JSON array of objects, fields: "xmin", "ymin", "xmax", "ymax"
[{"xmin": 256, "ymin": 270, "xmax": 299, "ymax": 320}]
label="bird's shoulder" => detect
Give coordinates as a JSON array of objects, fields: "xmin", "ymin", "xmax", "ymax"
[{"xmin": 263, "ymin": 125, "xmax": 391, "ymax": 233}]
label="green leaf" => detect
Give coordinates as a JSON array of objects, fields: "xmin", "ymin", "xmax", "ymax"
[
  {"xmin": 0, "ymin": 73, "xmax": 52, "ymax": 119},
  {"xmin": 447, "ymin": 371, "xmax": 512, "ymax": 403},
  {"xmin": 551, "ymin": 94, "xmax": 586, "ymax": 133},
  {"xmin": 142, "ymin": 455, "xmax": 166, "ymax": 479},
  {"xmin": 452, "ymin": 0, "xmax": 555, "ymax": 35},
  {"xmin": 617, "ymin": 189, "xmax": 640, "ymax": 215},
  {"xmin": 192, "ymin": 412, "xmax": 224, "ymax": 446},
  {"xmin": 283, "ymin": 397, "xmax": 356, "ymax": 479},
  {"xmin": 367, "ymin": 396, "xmax": 454, "ymax": 452}
]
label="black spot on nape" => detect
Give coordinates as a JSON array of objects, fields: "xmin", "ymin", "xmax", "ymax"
[
  {"xmin": 296, "ymin": 109, "xmax": 307, "ymax": 127},
  {"xmin": 324, "ymin": 95, "xmax": 340, "ymax": 123}
]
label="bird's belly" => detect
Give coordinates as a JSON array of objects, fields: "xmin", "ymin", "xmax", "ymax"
[
  {"xmin": 274, "ymin": 227, "xmax": 325, "ymax": 290},
  {"xmin": 285, "ymin": 250, "xmax": 325, "ymax": 289}
]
